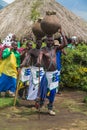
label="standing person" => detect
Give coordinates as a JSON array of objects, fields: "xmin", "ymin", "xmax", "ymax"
[
  {"xmin": 20, "ymin": 39, "xmax": 45, "ymax": 101},
  {"xmin": 54, "ymin": 36, "xmax": 67, "ymax": 94},
  {"xmin": 54, "ymin": 40, "xmax": 62, "ymax": 94},
  {"xmin": 0, "ymin": 41, "xmax": 20, "ymax": 97},
  {"xmin": 37, "ymin": 28, "xmax": 67, "ymax": 115},
  {"xmin": 18, "ymin": 41, "xmax": 33, "ymax": 99}
]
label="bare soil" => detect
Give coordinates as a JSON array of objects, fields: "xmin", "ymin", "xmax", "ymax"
[{"xmin": 0, "ymin": 90, "xmax": 87, "ymax": 130}]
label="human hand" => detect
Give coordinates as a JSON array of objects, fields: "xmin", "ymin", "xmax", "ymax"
[{"xmin": 58, "ymin": 27, "xmax": 65, "ymax": 36}]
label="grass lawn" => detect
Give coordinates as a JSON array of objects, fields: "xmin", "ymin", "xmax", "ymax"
[{"xmin": 0, "ymin": 98, "xmax": 15, "ymax": 108}]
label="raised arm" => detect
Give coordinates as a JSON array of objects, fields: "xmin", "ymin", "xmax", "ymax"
[{"xmin": 57, "ymin": 28, "xmax": 67, "ymax": 50}]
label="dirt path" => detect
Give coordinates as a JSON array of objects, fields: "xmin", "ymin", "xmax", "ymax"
[{"xmin": 0, "ymin": 90, "xmax": 87, "ymax": 130}]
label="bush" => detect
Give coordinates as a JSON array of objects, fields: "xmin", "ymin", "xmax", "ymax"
[
  {"xmin": 31, "ymin": 0, "xmax": 41, "ymax": 22},
  {"xmin": 61, "ymin": 44, "xmax": 87, "ymax": 91},
  {"xmin": 83, "ymin": 96, "xmax": 87, "ymax": 103}
]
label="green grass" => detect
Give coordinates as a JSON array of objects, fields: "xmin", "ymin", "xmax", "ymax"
[
  {"xmin": 0, "ymin": 98, "xmax": 16, "ymax": 108},
  {"xmin": 83, "ymin": 96, "xmax": 87, "ymax": 103}
]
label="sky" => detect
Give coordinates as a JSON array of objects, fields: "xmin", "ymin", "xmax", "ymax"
[
  {"xmin": 4, "ymin": 0, "xmax": 87, "ymax": 21},
  {"xmin": 56, "ymin": 0, "xmax": 87, "ymax": 21},
  {"xmin": 4, "ymin": 0, "xmax": 14, "ymax": 3}
]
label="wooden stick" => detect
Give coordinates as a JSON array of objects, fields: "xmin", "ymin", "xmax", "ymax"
[
  {"xmin": 13, "ymin": 68, "xmax": 21, "ymax": 106},
  {"xmin": 38, "ymin": 65, "xmax": 40, "ymax": 120}
]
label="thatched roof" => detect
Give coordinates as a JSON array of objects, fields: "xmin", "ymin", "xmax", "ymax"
[{"xmin": 0, "ymin": 0, "xmax": 87, "ymax": 40}]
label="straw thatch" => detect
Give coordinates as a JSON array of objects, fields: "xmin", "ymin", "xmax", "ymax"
[{"xmin": 0, "ymin": 0, "xmax": 87, "ymax": 40}]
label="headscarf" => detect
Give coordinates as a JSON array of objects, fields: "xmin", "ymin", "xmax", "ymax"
[{"xmin": 2, "ymin": 33, "xmax": 14, "ymax": 46}]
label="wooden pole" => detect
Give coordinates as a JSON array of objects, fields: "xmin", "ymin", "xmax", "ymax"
[
  {"xmin": 13, "ymin": 68, "xmax": 21, "ymax": 107},
  {"xmin": 38, "ymin": 65, "xmax": 40, "ymax": 120}
]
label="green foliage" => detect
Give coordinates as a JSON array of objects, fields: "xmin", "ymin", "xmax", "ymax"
[
  {"xmin": 0, "ymin": 98, "xmax": 19, "ymax": 108},
  {"xmin": 61, "ymin": 44, "xmax": 87, "ymax": 91},
  {"xmin": 0, "ymin": 98, "xmax": 13, "ymax": 108},
  {"xmin": 31, "ymin": 0, "xmax": 42, "ymax": 22},
  {"xmin": 83, "ymin": 96, "xmax": 87, "ymax": 103}
]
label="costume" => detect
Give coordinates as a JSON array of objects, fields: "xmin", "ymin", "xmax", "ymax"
[
  {"xmin": 20, "ymin": 67, "xmax": 31, "ymax": 83},
  {"xmin": 18, "ymin": 67, "xmax": 31, "ymax": 98},
  {"xmin": 2, "ymin": 33, "xmax": 14, "ymax": 46},
  {"xmin": 27, "ymin": 66, "xmax": 44, "ymax": 100},
  {"xmin": 46, "ymin": 70, "xmax": 60, "ymax": 101},
  {"xmin": 0, "ymin": 48, "xmax": 20, "ymax": 93},
  {"xmin": 40, "ymin": 69, "xmax": 60, "ymax": 110},
  {"xmin": 56, "ymin": 50, "xmax": 61, "ymax": 92}
]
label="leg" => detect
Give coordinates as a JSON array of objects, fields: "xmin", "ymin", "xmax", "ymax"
[{"xmin": 47, "ymin": 89, "xmax": 56, "ymax": 115}]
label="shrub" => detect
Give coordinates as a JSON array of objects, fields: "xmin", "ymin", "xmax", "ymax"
[
  {"xmin": 31, "ymin": 0, "xmax": 42, "ymax": 22},
  {"xmin": 61, "ymin": 44, "xmax": 87, "ymax": 91},
  {"xmin": 83, "ymin": 96, "xmax": 87, "ymax": 103}
]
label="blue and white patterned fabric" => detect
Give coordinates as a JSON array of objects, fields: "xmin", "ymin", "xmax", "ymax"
[
  {"xmin": 46, "ymin": 70, "xmax": 60, "ymax": 103},
  {"xmin": 20, "ymin": 67, "xmax": 31, "ymax": 82},
  {"xmin": 46, "ymin": 70, "xmax": 60, "ymax": 91},
  {"xmin": 27, "ymin": 66, "xmax": 45, "ymax": 100}
]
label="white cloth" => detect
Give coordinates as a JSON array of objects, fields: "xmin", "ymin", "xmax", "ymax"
[
  {"xmin": 27, "ymin": 66, "xmax": 45, "ymax": 100},
  {"xmin": 2, "ymin": 33, "xmax": 14, "ymax": 46},
  {"xmin": 20, "ymin": 67, "xmax": 31, "ymax": 82},
  {"xmin": 46, "ymin": 70, "xmax": 59, "ymax": 91}
]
